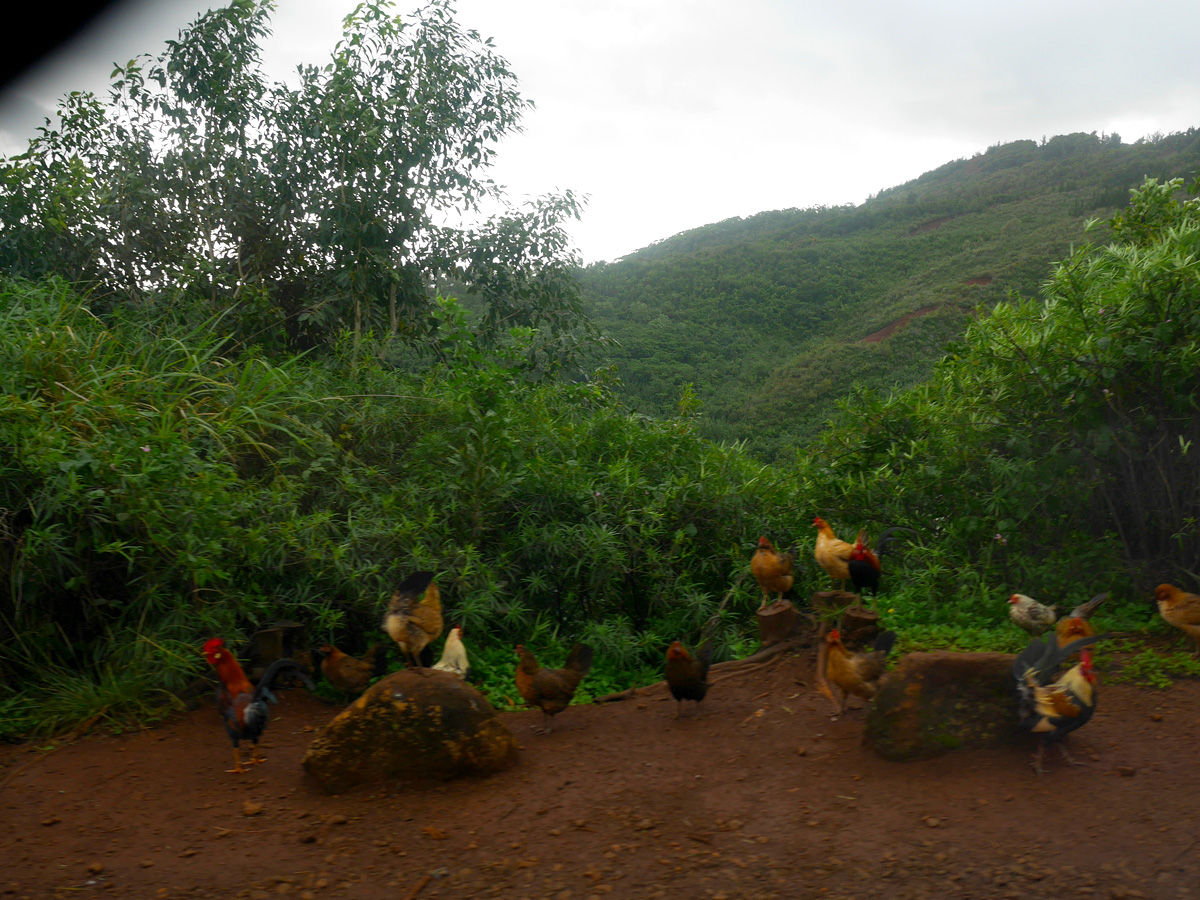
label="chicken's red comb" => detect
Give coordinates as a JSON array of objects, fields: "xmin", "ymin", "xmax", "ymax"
[
  {"xmin": 203, "ymin": 637, "xmax": 225, "ymax": 653},
  {"xmin": 827, "ymin": 628, "xmax": 841, "ymax": 641}
]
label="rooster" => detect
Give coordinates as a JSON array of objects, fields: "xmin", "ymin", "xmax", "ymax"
[
  {"xmin": 1008, "ymin": 593, "xmax": 1057, "ymax": 636},
  {"xmin": 383, "ymin": 570, "xmax": 442, "ymax": 672},
  {"xmin": 1012, "ymin": 631, "xmax": 1107, "ymax": 775},
  {"xmin": 664, "ymin": 640, "xmax": 714, "ymax": 718},
  {"xmin": 515, "ymin": 643, "xmax": 594, "ymax": 734},
  {"xmin": 824, "ymin": 628, "xmax": 897, "ymax": 716},
  {"xmin": 1154, "ymin": 584, "xmax": 1200, "ymax": 656},
  {"xmin": 750, "ymin": 536, "xmax": 794, "ymax": 610},
  {"xmin": 813, "ymin": 516, "xmax": 854, "ymax": 591},
  {"xmin": 203, "ymin": 637, "xmax": 314, "ymax": 775},
  {"xmin": 432, "ymin": 624, "xmax": 470, "ymax": 678},
  {"xmin": 847, "ymin": 526, "xmax": 913, "ymax": 605}
]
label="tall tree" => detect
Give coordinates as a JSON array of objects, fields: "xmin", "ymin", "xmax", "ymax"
[{"xmin": 0, "ymin": 0, "xmax": 592, "ymax": 365}]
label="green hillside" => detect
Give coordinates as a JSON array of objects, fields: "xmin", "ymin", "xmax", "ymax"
[{"xmin": 581, "ymin": 130, "xmax": 1200, "ymax": 459}]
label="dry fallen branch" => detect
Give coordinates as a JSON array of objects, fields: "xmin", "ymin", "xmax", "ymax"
[{"xmin": 591, "ymin": 639, "xmax": 805, "ymax": 703}]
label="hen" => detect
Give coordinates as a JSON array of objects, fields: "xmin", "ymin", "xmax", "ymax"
[
  {"xmin": 664, "ymin": 640, "xmax": 714, "ymax": 718},
  {"xmin": 1055, "ymin": 592, "xmax": 1108, "ymax": 654},
  {"xmin": 1013, "ymin": 631, "xmax": 1107, "ymax": 775},
  {"xmin": 432, "ymin": 624, "xmax": 470, "ymax": 678},
  {"xmin": 1007, "ymin": 593, "xmax": 1057, "ymax": 636},
  {"xmin": 383, "ymin": 571, "xmax": 442, "ymax": 672},
  {"xmin": 813, "ymin": 516, "xmax": 854, "ymax": 590},
  {"xmin": 317, "ymin": 643, "xmax": 387, "ymax": 697},
  {"xmin": 824, "ymin": 628, "xmax": 897, "ymax": 716},
  {"xmin": 1154, "ymin": 584, "xmax": 1200, "ymax": 655},
  {"xmin": 204, "ymin": 637, "xmax": 314, "ymax": 774},
  {"xmin": 750, "ymin": 536, "xmax": 794, "ymax": 610},
  {"xmin": 515, "ymin": 643, "xmax": 594, "ymax": 734}
]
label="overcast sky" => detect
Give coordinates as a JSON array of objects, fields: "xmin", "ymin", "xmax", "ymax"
[{"xmin": 3, "ymin": 0, "xmax": 1199, "ymax": 264}]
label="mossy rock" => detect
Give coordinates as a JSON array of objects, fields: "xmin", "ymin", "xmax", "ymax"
[
  {"xmin": 864, "ymin": 651, "xmax": 1022, "ymax": 762},
  {"xmin": 302, "ymin": 669, "xmax": 518, "ymax": 793}
]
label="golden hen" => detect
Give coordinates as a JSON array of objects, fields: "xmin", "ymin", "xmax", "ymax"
[
  {"xmin": 1154, "ymin": 583, "xmax": 1200, "ymax": 655},
  {"xmin": 750, "ymin": 536, "xmax": 794, "ymax": 610}
]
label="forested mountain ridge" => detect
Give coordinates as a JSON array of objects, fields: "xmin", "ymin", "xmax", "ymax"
[{"xmin": 580, "ymin": 129, "xmax": 1200, "ymax": 459}]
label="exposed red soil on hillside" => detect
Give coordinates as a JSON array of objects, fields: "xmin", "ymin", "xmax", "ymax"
[
  {"xmin": 906, "ymin": 217, "xmax": 953, "ymax": 236},
  {"xmin": 862, "ymin": 306, "xmax": 940, "ymax": 343},
  {"xmin": 2, "ymin": 647, "xmax": 1198, "ymax": 900}
]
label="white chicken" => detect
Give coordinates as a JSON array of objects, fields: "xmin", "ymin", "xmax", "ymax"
[{"xmin": 432, "ymin": 624, "xmax": 470, "ymax": 678}]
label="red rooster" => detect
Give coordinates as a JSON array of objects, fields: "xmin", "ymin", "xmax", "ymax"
[
  {"xmin": 847, "ymin": 527, "xmax": 913, "ymax": 605},
  {"xmin": 204, "ymin": 638, "xmax": 314, "ymax": 774}
]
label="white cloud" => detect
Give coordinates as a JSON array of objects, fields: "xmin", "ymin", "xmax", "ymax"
[{"xmin": 3, "ymin": 0, "xmax": 1199, "ymax": 263}]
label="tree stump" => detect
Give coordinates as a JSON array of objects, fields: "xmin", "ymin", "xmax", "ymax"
[
  {"xmin": 756, "ymin": 599, "xmax": 800, "ymax": 646},
  {"xmin": 810, "ymin": 590, "xmax": 860, "ymax": 621},
  {"xmin": 839, "ymin": 605, "xmax": 881, "ymax": 646}
]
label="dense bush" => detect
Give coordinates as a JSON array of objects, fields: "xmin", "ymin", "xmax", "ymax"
[{"xmin": 0, "ymin": 280, "xmax": 804, "ymax": 736}]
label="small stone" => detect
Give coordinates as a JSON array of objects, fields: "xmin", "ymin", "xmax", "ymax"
[
  {"xmin": 1150, "ymin": 713, "xmax": 1164, "ymax": 722},
  {"xmin": 796, "ymin": 746, "xmax": 808, "ymax": 756},
  {"xmin": 326, "ymin": 814, "xmax": 348, "ymax": 825},
  {"xmin": 87, "ymin": 863, "xmax": 104, "ymax": 875},
  {"xmin": 1116, "ymin": 766, "xmax": 1137, "ymax": 777},
  {"xmin": 41, "ymin": 817, "xmax": 60, "ymax": 827},
  {"xmin": 242, "ymin": 801, "xmax": 264, "ymax": 817},
  {"xmin": 924, "ymin": 817, "xmax": 941, "ymax": 828},
  {"xmin": 139, "ymin": 859, "xmax": 154, "ymax": 868}
]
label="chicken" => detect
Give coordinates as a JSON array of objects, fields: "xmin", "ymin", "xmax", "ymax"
[
  {"xmin": 664, "ymin": 640, "xmax": 714, "ymax": 718},
  {"xmin": 750, "ymin": 536, "xmax": 794, "ymax": 610},
  {"xmin": 203, "ymin": 637, "xmax": 314, "ymax": 775},
  {"xmin": 383, "ymin": 570, "xmax": 442, "ymax": 672},
  {"xmin": 317, "ymin": 643, "xmax": 386, "ymax": 697},
  {"xmin": 813, "ymin": 516, "xmax": 854, "ymax": 590},
  {"xmin": 432, "ymin": 624, "xmax": 470, "ymax": 678},
  {"xmin": 514, "ymin": 643, "xmax": 594, "ymax": 734},
  {"xmin": 1055, "ymin": 592, "xmax": 1109, "ymax": 653},
  {"xmin": 1012, "ymin": 631, "xmax": 1107, "ymax": 775},
  {"xmin": 824, "ymin": 628, "xmax": 897, "ymax": 716},
  {"xmin": 1154, "ymin": 583, "xmax": 1200, "ymax": 655},
  {"xmin": 847, "ymin": 532, "xmax": 881, "ymax": 599},
  {"xmin": 1008, "ymin": 593, "xmax": 1057, "ymax": 636},
  {"xmin": 847, "ymin": 526, "xmax": 913, "ymax": 604}
]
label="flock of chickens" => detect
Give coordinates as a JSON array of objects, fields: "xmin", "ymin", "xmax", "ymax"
[{"xmin": 202, "ymin": 516, "xmax": 1200, "ymax": 779}]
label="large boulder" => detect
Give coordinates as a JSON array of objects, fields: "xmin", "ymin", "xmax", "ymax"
[
  {"xmin": 302, "ymin": 669, "xmax": 518, "ymax": 793},
  {"xmin": 864, "ymin": 651, "xmax": 1022, "ymax": 761}
]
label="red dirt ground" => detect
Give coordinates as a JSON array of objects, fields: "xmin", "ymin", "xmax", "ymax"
[{"xmin": 2, "ymin": 648, "xmax": 1198, "ymax": 900}]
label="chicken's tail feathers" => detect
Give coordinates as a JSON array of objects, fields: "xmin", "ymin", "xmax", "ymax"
[
  {"xmin": 873, "ymin": 630, "xmax": 898, "ymax": 656},
  {"xmin": 394, "ymin": 570, "xmax": 436, "ymax": 599},
  {"xmin": 695, "ymin": 640, "xmax": 716, "ymax": 677},
  {"xmin": 1013, "ymin": 632, "xmax": 1108, "ymax": 685},
  {"xmin": 874, "ymin": 526, "xmax": 918, "ymax": 557},
  {"xmin": 254, "ymin": 658, "xmax": 315, "ymax": 703},
  {"xmin": 310, "ymin": 646, "xmax": 326, "ymax": 684},
  {"xmin": 1012, "ymin": 634, "xmax": 1049, "ymax": 683},
  {"xmin": 365, "ymin": 642, "xmax": 389, "ymax": 678},
  {"xmin": 1068, "ymin": 592, "xmax": 1109, "ymax": 621},
  {"xmin": 565, "ymin": 643, "xmax": 594, "ymax": 676}
]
